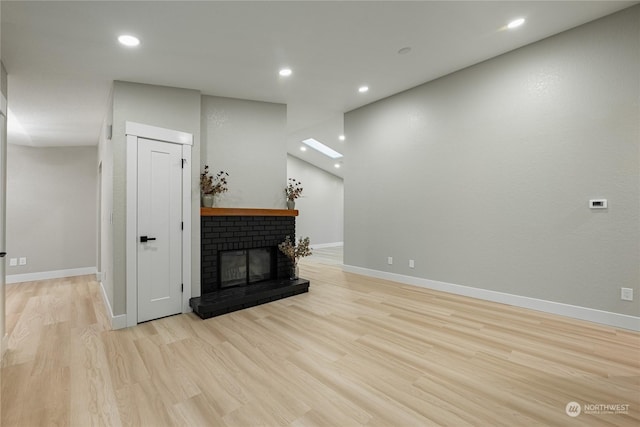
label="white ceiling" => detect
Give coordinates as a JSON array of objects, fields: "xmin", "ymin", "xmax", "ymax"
[{"xmin": 2, "ymin": 1, "xmax": 636, "ymax": 177}]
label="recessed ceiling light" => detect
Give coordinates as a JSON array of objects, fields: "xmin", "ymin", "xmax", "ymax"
[
  {"xmin": 302, "ymin": 138, "xmax": 343, "ymax": 159},
  {"xmin": 334, "ymin": 163, "xmax": 341, "ymax": 169},
  {"xmin": 118, "ymin": 34, "xmax": 140, "ymax": 47},
  {"xmin": 338, "ymin": 135, "xmax": 346, "ymax": 141},
  {"xmin": 398, "ymin": 47, "xmax": 412, "ymax": 55},
  {"xmin": 279, "ymin": 68, "xmax": 292, "ymax": 77},
  {"xmin": 507, "ymin": 18, "xmax": 525, "ymax": 29},
  {"xmin": 358, "ymin": 86, "xmax": 369, "ymax": 93},
  {"xmin": 300, "ymin": 146, "xmax": 307, "ymax": 151}
]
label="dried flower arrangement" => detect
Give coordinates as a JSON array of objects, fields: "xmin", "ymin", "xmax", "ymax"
[
  {"xmin": 278, "ymin": 235, "xmax": 312, "ymax": 264},
  {"xmin": 285, "ymin": 178, "xmax": 303, "ymax": 201},
  {"xmin": 200, "ymin": 165, "xmax": 229, "ymax": 195}
]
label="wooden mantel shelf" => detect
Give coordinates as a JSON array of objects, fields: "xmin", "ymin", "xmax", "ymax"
[{"xmin": 201, "ymin": 207, "xmax": 298, "ymax": 217}]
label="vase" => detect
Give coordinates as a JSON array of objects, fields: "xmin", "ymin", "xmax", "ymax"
[
  {"xmin": 290, "ymin": 263, "xmax": 299, "ymax": 280},
  {"xmin": 286, "ymin": 199, "xmax": 295, "ymax": 210},
  {"xmin": 202, "ymin": 194, "xmax": 215, "ymax": 208}
]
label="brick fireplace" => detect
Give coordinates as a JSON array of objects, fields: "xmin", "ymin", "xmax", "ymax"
[
  {"xmin": 200, "ymin": 212, "xmax": 294, "ymax": 294},
  {"xmin": 190, "ymin": 208, "xmax": 310, "ymax": 319}
]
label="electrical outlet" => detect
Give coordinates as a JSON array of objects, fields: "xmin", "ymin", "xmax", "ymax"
[
  {"xmin": 621, "ymin": 288, "xmax": 633, "ymax": 301},
  {"xmin": 409, "ymin": 259, "xmax": 415, "ymax": 268},
  {"xmin": 9, "ymin": 258, "xmax": 17, "ymax": 267},
  {"xmin": 19, "ymin": 257, "xmax": 27, "ymax": 266},
  {"xmin": 387, "ymin": 257, "xmax": 393, "ymax": 265}
]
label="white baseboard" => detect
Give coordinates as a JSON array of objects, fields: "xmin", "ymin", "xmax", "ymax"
[
  {"xmin": 111, "ymin": 315, "xmax": 127, "ymax": 330},
  {"xmin": 6, "ymin": 267, "xmax": 97, "ymax": 284},
  {"xmin": 311, "ymin": 242, "xmax": 343, "ymax": 249},
  {"xmin": 99, "ymin": 281, "xmax": 127, "ymax": 330},
  {"xmin": 343, "ymin": 265, "xmax": 640, "ymax": 332}
]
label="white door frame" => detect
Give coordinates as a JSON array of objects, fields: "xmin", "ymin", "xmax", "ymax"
[{"xmin": 125, "ymin": 121, "xmax": 192, "ymax": 327}]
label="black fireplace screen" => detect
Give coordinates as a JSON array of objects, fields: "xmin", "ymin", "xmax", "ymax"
[{"xmin": 219, "ymin": 247, "xmax": 275, "ymax": 288}]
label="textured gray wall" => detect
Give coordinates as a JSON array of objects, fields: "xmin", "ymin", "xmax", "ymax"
[
  {"xmin": 287, "ymin": 155, "xmax": 343, "ymax": 246},
  {"xmin": 6, "ymin": 145, "xmax": 97, "ymax": 275},
  {"xmin": 344, "ymin": 7, "xmax": 639, "ymax": 316},
  {"xmin": 201, "ymin": 95, "xmax": 286, "ymax": 208},
  {"xmin": 111, "ymin": 81, "xmax": 201, "ymax": 315}
]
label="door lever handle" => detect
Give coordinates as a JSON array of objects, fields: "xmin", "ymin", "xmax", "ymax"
[
  {"xmin": 0, "ymin": 252, "xmax": 6, "ymax": 258},
  {"xmin": 140, "ymin": 236, "xmax": 157, "ymax": 243}
]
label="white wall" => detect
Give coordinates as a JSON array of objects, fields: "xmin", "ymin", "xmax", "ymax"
[
  {"xmin": 287, "ymin": 155, "xmax": 343, "ymax": 246},
  {"xmin": 201, "ymin": 96, "xmax": 287, "ymax": 208},
  {"xmin": 6, "ymin": 145, "xmax": 97, "ymax": 276},
  {"xmin": 111, "ymin": 81, "xmax": 201, "ymax": 315},
  {"xmin": 97, "ymin": 88, "xmax": 114, "ymax": 311},
  {"xmin": 344, "ymin": 7, "xmax": 639, "ymax": 318}
]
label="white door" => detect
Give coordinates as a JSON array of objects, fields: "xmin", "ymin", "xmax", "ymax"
[
  {"xmin": 137, "ymin": 138, "xmax": 183, "ymax": 323},
  {"xmin": 0, "ymin": 113, "xmax": 6, "ymax": 338}
]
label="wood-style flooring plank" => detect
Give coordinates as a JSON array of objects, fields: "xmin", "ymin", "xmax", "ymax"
[{"xmin": 1, "ymin": 269, "xmax": 638, "ymax": 426}]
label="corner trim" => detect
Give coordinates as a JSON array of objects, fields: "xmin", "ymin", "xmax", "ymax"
[
  {"xmin": 99, "ymin": 281, "xmax": 127, "ymax": 330},
  {"xmin": 6, "ymin": 266, "xmax": 97, "ymax": 284},
  {"xmin": 342, "ymin": 264, "xmax": 640, "ymax": 332}
]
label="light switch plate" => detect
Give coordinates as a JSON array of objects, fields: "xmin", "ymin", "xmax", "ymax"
[{"xmin": 9, "ymin": 258, "xmax": 17, "ymax": 267}]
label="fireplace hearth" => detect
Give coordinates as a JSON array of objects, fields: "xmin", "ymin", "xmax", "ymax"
[{"xmin": 190, "ymin": 208, "xmax": 310, "ymax": 319}]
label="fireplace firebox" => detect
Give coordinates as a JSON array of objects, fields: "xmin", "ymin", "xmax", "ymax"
[{"xmin": 219, "ymin": 247, "xmax": 276, "ymax": 288}]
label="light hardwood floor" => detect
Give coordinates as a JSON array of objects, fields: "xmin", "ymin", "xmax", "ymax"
[
  {"xmin": 2, "ymin": 265, "xmax": 639, "ymax": 426},
  {"xmin": 304, "ymin": 246, "xmax": 343, "ymax": 266}
]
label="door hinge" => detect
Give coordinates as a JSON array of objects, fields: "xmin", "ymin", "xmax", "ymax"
[
  {"xmin": 181, "ymin": 221, "xmax": 184, "ymax": 230},
  {"xmin": 181, "ymin": 158, "xmax": 186, "ymax": 169},
  {"xmin": 181, "ymin": 283, "xmax": 184, "ymax": 292}
]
